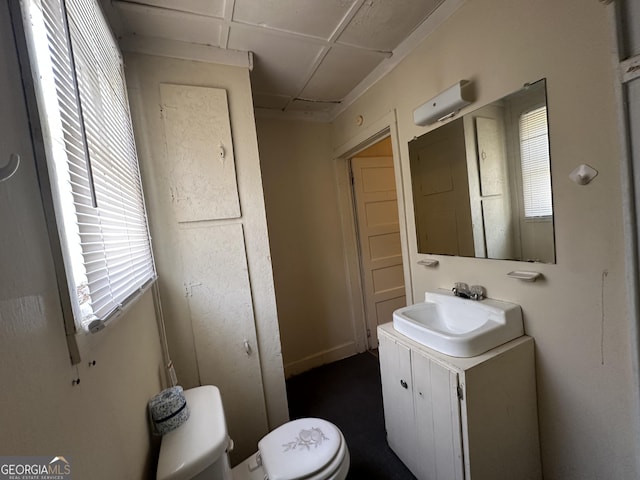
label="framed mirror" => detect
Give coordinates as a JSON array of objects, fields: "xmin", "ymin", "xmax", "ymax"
[{"xmin": 409, "ymin": 79, "xmax": 555, "ymax": 263}]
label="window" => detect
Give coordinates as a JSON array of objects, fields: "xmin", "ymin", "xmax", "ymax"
[
  {"xmin": 519, "ymin": 106, "xmax": 552, "ymax": 218},
  {"xmin": 19, "ymin": 0, "xmax": 156, "ymax": 332}
]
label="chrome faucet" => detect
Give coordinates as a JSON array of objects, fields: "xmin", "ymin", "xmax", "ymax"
[{"xmin": 452, "ymin": 283, "xmax": 486, "ymax": 301}]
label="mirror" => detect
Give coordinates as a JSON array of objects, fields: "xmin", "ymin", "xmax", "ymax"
[{"xmin": 409, "ymin": 79, "xmax": 555, "ymax": 263}]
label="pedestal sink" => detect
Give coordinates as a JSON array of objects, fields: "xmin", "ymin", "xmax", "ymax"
[{"xmin": 392, "ymin": 289, "xmax": 524, "ymax": 357}]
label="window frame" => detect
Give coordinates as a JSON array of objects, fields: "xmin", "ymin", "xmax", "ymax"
[{"xmin": 14, "ymin": 0, "xmax": 156, "ymax": 341}]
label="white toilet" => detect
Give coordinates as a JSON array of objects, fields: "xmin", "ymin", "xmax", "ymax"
[{"xmin": 156, "ymin": 385, "xmax": 350, "ymax": 480}]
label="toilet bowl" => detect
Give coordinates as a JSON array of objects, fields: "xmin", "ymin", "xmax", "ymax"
[{"xmin": 156, "ymin": 386, "xmax": 350, "ymax": 480}]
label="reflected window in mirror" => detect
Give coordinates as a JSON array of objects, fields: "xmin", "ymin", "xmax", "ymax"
[
  {"xmin": 409, "ymin": 79, "xmax": 555, "ymax": 263},
  {"xmin": 519, "ymin": 106, "xmax": 552, "ymax": 218}
]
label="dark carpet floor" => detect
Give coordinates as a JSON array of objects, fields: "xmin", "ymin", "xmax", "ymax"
[{"xmin": 286, "ymin": 351, "xmax": 417, "ymax": 480}]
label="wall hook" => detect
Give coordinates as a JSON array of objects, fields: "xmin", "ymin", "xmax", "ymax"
[
  {"xmin": 569, "ymin": 164, "xmax": 598, "ymax": 185},
  {"xmin": 0, "ymin": 153, "xmax": 20, "ymax": 182}
]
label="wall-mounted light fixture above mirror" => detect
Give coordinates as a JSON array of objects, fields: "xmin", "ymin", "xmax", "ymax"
[
  {"xmin": 413, "ymin": 80, "xmax": 473, "ymax": 125},
  {"xmin": 409, "ymin": 79, "xmax": 555, "ymax": 263}
]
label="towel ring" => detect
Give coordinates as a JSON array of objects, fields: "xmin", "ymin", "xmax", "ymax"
[{"xmin": 0, "ymin": 153, "xmax": 20, "ymax": 182}]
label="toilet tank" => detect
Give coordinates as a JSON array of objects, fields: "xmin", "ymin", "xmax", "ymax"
[{"xmin": 157, "ymin": 386, "xmax": 232, "ymax": 480}]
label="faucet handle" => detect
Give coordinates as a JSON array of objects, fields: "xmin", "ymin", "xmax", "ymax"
[
  {"xmin": 452, "ymin": 282, "xmax": 470, "ymax": 298},
  {"xmin": 469, "ymin": 285, "xmax": 486, "ymax": 300}
]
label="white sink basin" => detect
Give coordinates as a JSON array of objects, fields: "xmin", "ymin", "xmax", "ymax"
[{"xmin": 393, "ymin": 289, "xmax": 524, "ymax": 357}]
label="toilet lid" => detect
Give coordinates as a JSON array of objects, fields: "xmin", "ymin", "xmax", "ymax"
[{"xmin": 258, "ymin": 418, "xmax": 342, "ymax": 480}]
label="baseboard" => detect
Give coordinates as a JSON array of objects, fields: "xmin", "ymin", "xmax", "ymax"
[{"xmin": 284, "ymin": 342, "xmax": 359, "ymax": 378}]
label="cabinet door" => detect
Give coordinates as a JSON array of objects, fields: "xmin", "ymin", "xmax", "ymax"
[
  {"xmin": 179, "ymin": 224, "xmax": 268, "ymax": 462},
  {"xmin": 412, "ymin": 353, "xmax": 464, "ymax": 480},
  {"xmin": 152, "ymin": 83, "xmax": 268, "ymax": 462},
  {"xmin": 378, "ymin": 333, "xmax": 417, "ymax": 470},
  {"xmin": 160, "ymin": 84, "xmax": 241, "ymax": 222}
]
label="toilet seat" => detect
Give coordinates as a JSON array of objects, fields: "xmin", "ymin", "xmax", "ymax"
[
  {"xmin": 156, "ymin": 386, "xmax": 350, "ymax": 480},
  {"xmin": 258, "ymin": 418, "xmax": 344, "ymax": 480}
]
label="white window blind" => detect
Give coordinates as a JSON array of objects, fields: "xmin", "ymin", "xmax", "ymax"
[
  {"xmin": 20, "ymin": 0, "xmax": 156, "ymax": 332},
  {"xmin": 519, "ymin": 106, "xmax": 552, "ymax": 218}
]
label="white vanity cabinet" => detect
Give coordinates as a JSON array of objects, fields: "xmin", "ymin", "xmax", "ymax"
[{"xmin": 378, "ymin": 323, "xmax": 541, "ymax": 480}]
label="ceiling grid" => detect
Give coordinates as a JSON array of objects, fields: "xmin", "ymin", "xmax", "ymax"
[{"xmin": 106, "ymin": 0, "xmax": 452, "ymax": 120}]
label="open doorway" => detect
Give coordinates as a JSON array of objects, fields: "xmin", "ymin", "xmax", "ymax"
[{"xmin": 350, "ymin": 137, "xmax": 407, "ymax": 349}]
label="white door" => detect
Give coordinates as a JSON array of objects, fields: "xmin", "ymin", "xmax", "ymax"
[
  {"xmin": 351, "ymin": 155, "xmax": 406, "ymax": 348},
  {"xmin": 379, "ymin": 330, "xmax": 465, "ymax": 480},
  {"xmin": 179, "ymin": 224, "xmax": 268, "ymax": 463},
  {"xmin": 378, "ymin": 333, "xmax": 417, "ymax": 472},
  {"xmin": 412, "ymin": 353, "xmax": 464, "ymax": 480}
]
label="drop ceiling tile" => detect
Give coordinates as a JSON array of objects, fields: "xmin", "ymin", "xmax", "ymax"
[
  {"xmin": 113, "ymin": 0, "xmax": 448, "ymax": 117},
  {"xmin": 123, "ymin": 0, "xmax": 226, "ymax": 17},
  {"xmin": 338, "ymin": 0, "xmax": 443, "ymax": 51},
  {"xmin": 228, "ymin": 27, "xmax": 323, "ymax": 95},
  {"xmin": 287, "ymin": 98, "xmax": 338, "ymax": 113},
  {"xmin": 116, "ymin": 4, "xmax": 223, "ymax": 46},
  {"xmin": 233, "ymin": 0, "xmax": 356, "ymax": 39},
  {"xmin": 252, "ymin": 92, "xmax": 291, "ymax": 110},
  {"xmin": 299, "ymin": 47, "xmax": 385, "ymax": 101}
]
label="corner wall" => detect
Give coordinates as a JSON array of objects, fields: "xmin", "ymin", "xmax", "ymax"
[
  {"xmin": 332, "ymin": 0, "xmax": 637, "ymax": 477},
  {"xmin": 256, "ymin": 118, "xmax": 362, "ymax": 376}
]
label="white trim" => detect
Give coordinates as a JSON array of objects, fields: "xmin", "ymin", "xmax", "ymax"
[
  {"xmin": 119, "ymin": 34, "xmax": 252, "ymax": 68},
  {"xmin": 333, "ymin": 156, "xmax": 368, "ymax": 351},
  {"xmin": 333, "ymin": 111, "xmax": 397, "ymax": 158},
  {"xmin": 283, "ymin": 341, "xmax": 358, "ymax": 378},
  {"xmin": 333, "ymin": 110, "xmax": 413, "ymax": 352},
  {"xmin": 219, "ymin": 0, "xmax": 234, "ymax": 48},
  {"xmin": 9, "ymin": 0, "xmax": 81, "ymax": 364},
  {"xmin": 621, "ymin": 54, "xmax": 640, "ymax": 84},
  {"xmin": 389, "ymin": 115, "xmax": 414, "ymax": 306},
  {"xmin": 608, "ymin": 4, "xmax": 640, "ymax": 475}
]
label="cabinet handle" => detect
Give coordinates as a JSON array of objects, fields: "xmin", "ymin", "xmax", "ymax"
[{"xmin": 400, "ymin": 379, "xmax": 408, "ymax": 389}]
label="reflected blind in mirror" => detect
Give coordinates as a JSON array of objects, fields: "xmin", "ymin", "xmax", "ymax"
[{"xmin": 519, "ymin": 106, "xmax": 552, "ymax": 218}]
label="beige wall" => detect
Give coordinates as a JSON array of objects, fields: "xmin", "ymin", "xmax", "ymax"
[
  {"xmin": 0, "ymin": 3, "xmax": 164, "ymax": 477},
  {"xmin": 5, "ymin": 0, "xmax": 629, "ymax": 477},
  {"xmin": 256, "ymin": 118, "xmax": 361, "ymax": 376},
  {"xmin": 125, "ymin": 54, "xmax": 289, "ymax": 431},
  {"xmin": 332, "ymin": 0, "xmax": 637, "ymax": 478}
]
